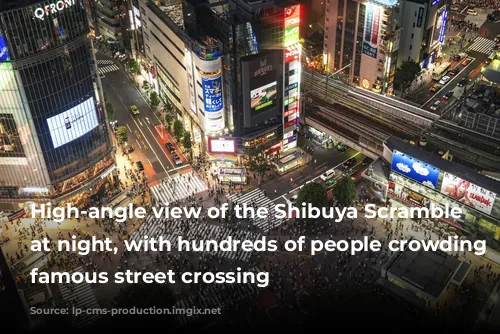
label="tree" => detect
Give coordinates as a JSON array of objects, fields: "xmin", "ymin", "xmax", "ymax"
[
  {"xmin": 99, "ymin": 283, "xmax": 176, "ymax": 329},
  {"xmin": 142, "ymin": 80, "xmax": 150, "ymax": 91},
  {"xmin": 394, "ymin": 60, "xmax": 421, "ymax": 96},
  {"xmin": 182, "ymin": 132, "xmax": 192, "ymax": 152},
  {"xmin": 116, "ymin": 126, "xmax": 128, "ymax": 145},
  {"xmin": 332, "ymin": 176, "xmax": 357, "ymax": 206},
  {"xmin": 296, "ymin": 182, "xmax": 328, "ymax": 210},
  {"xmin": 165, "ymin": 114, "xmax": 173, "ymax": 132},
  {"xmin": 246, "ymin": 146, "xmax": 272, "ymax": 180},
  {"xmin": 128, "ymin": 59, "xmax": 138, "ymax": 74},
  {"xmin": 105, "ymin": 101, "xmax": 115, "ymax": 122},
  {"xmin": 173, "ymin": 119, "xmax": 184, "ymax": 142},
  {"xmin": 150, "ymin": 91, "xmax": 161, "ymax": 109}
]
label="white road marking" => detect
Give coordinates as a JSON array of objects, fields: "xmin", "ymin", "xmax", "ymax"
[{"xmin": 126, "ymin": 124, "xmax": 132, "ymax": 132}]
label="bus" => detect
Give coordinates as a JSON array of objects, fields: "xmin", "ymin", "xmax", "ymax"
[{"xmin": 432, "ymin": 62, "xmax": 451, "ymax": 81}]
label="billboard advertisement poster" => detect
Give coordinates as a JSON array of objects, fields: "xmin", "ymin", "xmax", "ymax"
[
  {"xmin": 202, "ymin": 75, "xmax": 223, "ymax": 112},
  {"xmin": 284, "ymin": 5, "xmax": 300, "ymax": 47},
  {"xmin": 362, "ymin": 4, "xmax": 379, "ymax": 59},
  {"xmin": 285, "ymin": 47, "xmax": 300, "ymax": 62},
  {"xmin": 208, "ymin": 137, "xmax": 236, "ymax": 154},
  {"xmin": 0, "ymin": 34, "xmax": 9, "ymax": 62},
  {"xmin": 391, "ymin": 150, "xmax": 440, "ymax": 189},
  {"xmin": 440, "ymin": 172, "xmax": 497, "ymax": 215},
  {"xmin": 251, "ymin": 81, "xmax": 277, "ymax": 112},
  {"xmin": 47, "ymin": 97, "xmax": 99, "ymax": 149},
  {"xmin": 433, "ymin": 7, "xmax": 446, "ymax": 45}
]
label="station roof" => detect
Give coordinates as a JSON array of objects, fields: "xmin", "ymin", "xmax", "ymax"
[
  {"xmin": 388, "ymin": 248, "xmax": 461, "ymax": 300},
  {"xmin": 386, "ymin": 137, "xmax": 500, "ymax": 195}
]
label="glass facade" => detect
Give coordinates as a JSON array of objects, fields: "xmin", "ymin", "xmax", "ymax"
[{"xmin": 0, "ymin": 0, "xmax": 113, "ymax": 202}]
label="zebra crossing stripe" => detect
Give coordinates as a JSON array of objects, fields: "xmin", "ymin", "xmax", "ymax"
[
  {"xmin": 97, "ymin": 64, "xmax": 120, "ymax": 74},
  {"xmin": 96, "ymin": 59, "xmax": 115, "ymax": 65},
  {"xmin": 150, "ymin": 171, "xmax": 208, "ymax": 204},
  {"xmin": 226, "ymin": 189, "xmax": 284, "ymax": 233},
  {"xmin": 468, "ymin": 37, "xmax": 495, "ymax": 54},
  {"xmin": 131, "ymin": 216, "xmax": 261, "ymax": 262},
  {"xmin": 174, "ymin": 267, "xmax": 262, "ymax": 326},
  {"xmin": 57, "ymin": 267, "xmax": 102, "ymax": 328}
]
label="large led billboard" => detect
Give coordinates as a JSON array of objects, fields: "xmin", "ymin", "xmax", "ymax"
[
  {"xmin": 284, "ymin": 5, "xmax": 301, "ymax": 47},
  {"xmin": 202, "ymin": 75, "xmax": 223, "ymax": 113},
  {"xmin": 0, "ymin": 34, "xmax": 9, "ymax": 62},
  {"xmin": 391, "ymin": 150, "xmax": 440, "ymax": 189},
  {"xmin": 251, "ymin": 81, "xmax": 277, "ymax": 112},
  {"xmin": 433, "ymin": 7, "xmax": 447, "ymax": 45},
  {"xmin": 440, "ymin": 172, "xmax": 497, "ymax": 215},
  {"xmin": 47, "ymin": 97, "xmax": 99, "ymax": 149},
  {"xmin": 208, "ymin": 137, "xmax": 236, "ymax": 154},
  {"xmin": 362, "ymin": 4, "xmax": 380, "ymax": 59}
]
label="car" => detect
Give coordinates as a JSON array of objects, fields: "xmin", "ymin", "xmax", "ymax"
[
  {"xmin": 462, "ymin": 58, "xmax": 472, "ymax": 66},
  {"xmin": 430, "ymin": 100, "xmax": 441, "ymax": 111},
  {"xmin": 361, "ymin": 157, "xmax": 372, "ymax": 166},
  {"xmin": 326, "ymin": 178, "xmax": 337, "ymax": 187},
  {"xmin": 430, "ymin": 84, "xmax": 442, "ymax": 92},
  {"xmin": 458, "ymin": 78, "xmax": 467, "ymax": 87},
  {"xmin": 451, "ymin": 55, "xmax": 461, "ymax": 62},
  {"xmin": 337, "ymin": 143, "xmax": 348, "ymax": 152},
  {"xmin": 487, "ymin": 14, "xmax": 497, "ymax": 21},
  {"xmin": 172, "ymin": 153, "xmax": 179, "ymax": 159},
  {"xmin": 444, "ymin": 91, "xmax": 454, "ymax": 100},
  {"xmin": 448, "ymin": 68, "xmax": 459, "ymax": 76},
  {"xmin": 450, "ymin": 5, "xmax": 459, "ymax": 11},
  {"xmin": 320, "ymin": 168, "xmax": 336, "ymax": 181},
  {"xmin": 174, "ymin": 157, "xmax": 183, "ymax": 166},
  {"xmin": 165, "ymin": 142, "xmax": 175, "ymax": 152},
  {"xmin": 130, "ymin": 105, "xmax": 140, "ymax": 115},
  {"xmin": 439, "ymin": 76, "xmax": 451, "ymax": 85},
  {"xmin": 467, "ymin": 9, "xmax": 477, "ymax": 16},
  {"xmin": 290, "ymin": 194, "xmax": 298, "ymax": 204},
  {"xmin": 342, "ymin": 157, "xmax": 357, "ymax": 169},
  {"xmin": 136, "ymin": 161, "xmax": 144, "ymax": 171}
]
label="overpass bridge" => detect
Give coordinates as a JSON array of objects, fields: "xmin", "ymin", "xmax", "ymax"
[{"xmin": 301, "ymin": 68, "xmax": 500, "ymax": 172}]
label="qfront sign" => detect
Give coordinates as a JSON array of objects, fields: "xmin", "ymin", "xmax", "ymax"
[{"xmin": 34, "ymin": 0, "xmax": 76, "ymax": 20}]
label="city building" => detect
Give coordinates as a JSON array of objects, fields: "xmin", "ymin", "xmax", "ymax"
[
  {"xmin": 0, "ymin": 0, "xmax": 115, "ymax": 209},
  {"xmin": 397, "ymin": 0, "xmax": 447, "ymax": 67},
  {"xmin": 83, "ymin": 0, "xmax": 98, "ymax": 37},
  {"xmin": 364, "ymin": 137, "xmax": 500, "ymax": 264},
  {"xmin": 95, "ymin": 0, "xmax": 129, "ymax": 50},
  {"xmin": 323, "ymin": 0, "xmax": 400, "ymax": 94},
  {"xmin": 138, "ymin": 0, "xmax": 301, "ymax": 159}
]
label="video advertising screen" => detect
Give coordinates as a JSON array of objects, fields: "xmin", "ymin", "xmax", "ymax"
[
  {"xmin": 250, "ymin": 78, "xmax": 277, "ymax": 113},
  {"xmin": 47, "ymin": 97, "xmax": 99, "ymax": 149},
  {"xmin": 208, "ymin": 137, "xmax": 236, "ymax": 154}
]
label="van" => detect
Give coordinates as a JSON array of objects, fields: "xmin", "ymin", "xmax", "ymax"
[{"xmin": 320, "ymin": 168, "xmax": 336, "ymax": 181}]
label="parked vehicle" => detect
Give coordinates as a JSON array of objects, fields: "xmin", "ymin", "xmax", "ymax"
[
  {"xmin": 430, "ymin": 100, "xmax": 441, "ymax": 111},
  {"xmin": 136, "ymin": 161, "xmax": 144, "ymax": 171},
  {"xmin": 320, "ymin": 168, "xmax": 336, "ymax": 181}
]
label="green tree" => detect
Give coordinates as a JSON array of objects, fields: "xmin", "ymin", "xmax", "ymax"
[
  {"xmin": 150, "ymin": 91, "xmax": 161, "ymax": 109},
  {"xmin": 142, "ymin": 80, "xmax": 150, "ymax": 91},
  {"xmin": 100, "ymin": 283, "xmax": 176, "ymax": 329},
  {"xmin": 394, "ymin": 60, "xmax": 421, "ymax": 96},
  {"xmin": 182, "ymin": 132, "xmax": 192, "ymax": 152},
  {"xmin": 128, "ymin": 59, "xmax": 138, "ymax": 74},
  {"xmin": 332, "ymin": 176, "xmax": 357, "ymax": 206},
  {"xmin": 296, "ymin": 182, "xmax": 328, "ymax": 210},
  {"xmin": 246, "ymin": 146, "xmax": 271, "ymax": 179},
  {"xmin": 103, "ymin": 91, "xmax": 109, "ymax": 101},
  {"xmin": 165, "ymin": 114, "xmax": 173, "ymax": 132},
  {"xmin": 173, "ymin": 119, "xmax": 184, "ymax": 142},
  {"xmin": 116, "ymin": 126, "xmax": 128, "ymax": 145},
  {"xmin": 105, "ymin": 101, "xmax": 115, "ymax": 122}
]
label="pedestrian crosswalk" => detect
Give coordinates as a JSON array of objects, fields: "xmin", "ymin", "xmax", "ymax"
[
  {"xmin": 226, "ymin": 188, "xmax": 284, "ymax": 233},
  {"xmin": 150, "ymin": 171, "xmax": 208, "ymax": 205},
  {"xmin": 131, "ymin": 215, "xmax": 261, "ymax": 262},
  {"xmin": 174, "ymin": 267, "xmax": 262, "ymax": 326},
  {"xmin": 96, "ymin": 59, "xmax": 115, "ymax": 65},
  {"xmin": 57, "ymin": 267, "xmax": 101, "ymax": 328},
  {"xmin": 97, "ymin": 64, "xmax": 120, "ymax": 74},
  {"xmin": 468, "ymin": 37, "xmax": 495, "ymax": 54}
]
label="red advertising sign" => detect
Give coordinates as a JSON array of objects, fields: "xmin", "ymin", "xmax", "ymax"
[
  {"xmin": 285, "ymin": 5, "xmax": 300, "ymax": 19},
  {"xmin": 284, "ymin": 119, "xmax": 297, "ymax": 129},
  {"xmin": 285, "ymin": 47, "xmax": 299, "ymax": 63},
  {"xmin": 371, "ymin": 6, "xmax": 380, "ymax": 45}
]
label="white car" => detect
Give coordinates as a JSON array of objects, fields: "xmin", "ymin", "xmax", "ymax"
[
  {"xmin": 439, "ymin": 76, "xmax": 451, "ymax": 85},
  {"xmin": 320, "ymin": 168, "xmax": 336, "ymax": 181},
  {"xmin": 430, "ymin": 100, "xmax": 441, "ymax": 111},
  {"xmin": 289, "ymin": 195, "xmax": 298, "ymax": 204}
]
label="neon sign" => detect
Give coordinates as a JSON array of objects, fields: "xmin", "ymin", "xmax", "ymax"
[
  {"xmin": 34, "ymin": 0, "xmax": 76, "ymax": 20},
  {"xmin": 283, "ymin": 5, "xmax": 300, "ymax": 47}
]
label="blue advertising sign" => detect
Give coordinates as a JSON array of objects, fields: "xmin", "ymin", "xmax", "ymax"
[
  {"xmin": 416, "ymin": 8, "xmax": 424, "ymax": 27},
  {"xmin": 391, "ymin": 150, "xmax": 440, "ymax": 189},
  {"xmin": 0, "ymin": 35, "xmax": 10, "ymax": 62},
  {"xmin": 202, "ymin": 75, "xmax": 223, "ymax": 112},
  {"xmin": 439, "ymin": 10, "xmax": 448, "ymax": 44}
]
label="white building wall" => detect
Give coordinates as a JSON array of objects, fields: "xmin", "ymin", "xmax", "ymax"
[{"xmin": 398, "ymin": 1, "xmax": 426, "ymax": 66}]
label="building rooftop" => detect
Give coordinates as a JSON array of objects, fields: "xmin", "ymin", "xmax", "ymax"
[
  {"xmin": 387, "ymin": 248, "xmax": 462, "ymax": 300},
  {"xmin": 386, "ymin": 136, "xmax": 500, "ymax": 195},
  {"xmin": 160, "ymin": 4, "xmax": 184, "ymax": 30}
]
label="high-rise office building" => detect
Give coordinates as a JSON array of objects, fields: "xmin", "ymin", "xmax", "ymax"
[
  {"xmin": 323, "ymin": 0, "xmax": 400, "ymax": 94},
  {"xmin": 139, "ymin": 0, "xmax": 301, "ymax": 154},
  {"xmin": 0, "ymin": 0, "xmax": 115, "ymax": 209}
]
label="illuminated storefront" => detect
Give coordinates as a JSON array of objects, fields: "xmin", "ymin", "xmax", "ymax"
[
  {"xmin": 384, "ymin": 138, "xmax": 500, "ymax": 262},
  {"xmin": 215, "ymin": 167, "xmax": 247, "ymax": 184},
  {"xmin": 282, "ymin": 5, "xmax": 301, "ymax": 153}
]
